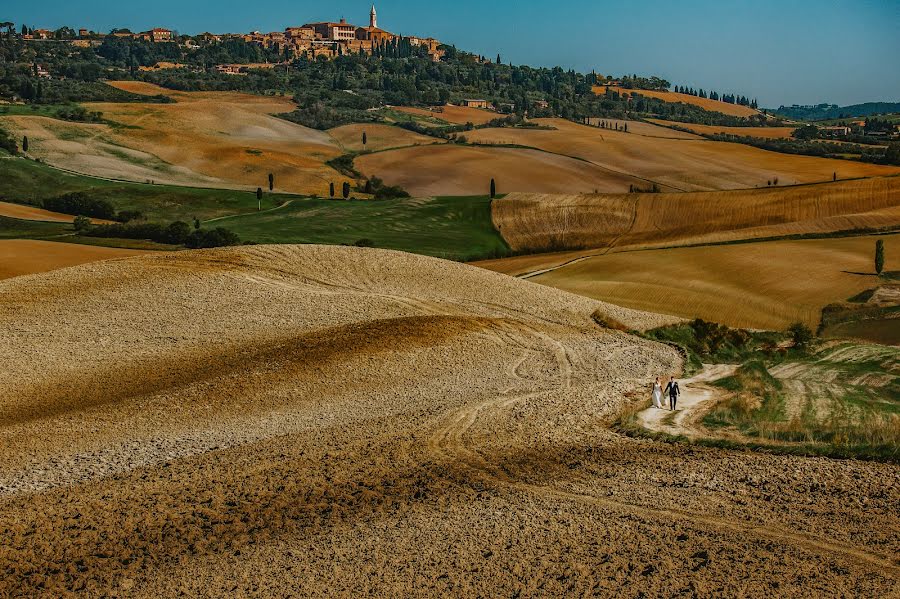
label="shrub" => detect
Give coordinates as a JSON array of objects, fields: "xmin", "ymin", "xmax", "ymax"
[
  {"xmin": 44, "ymin": 192, "xmax": 116, "ymax": 219},
  {"xmin": 73, "ymin": 215, "xmax": 92, "ymax": 231},
  {"xmin": 788, "ymin": 322, "xmax": 813, "ymax": 348},
  {"xmin": 117, "ymin": 210, "xmax": 144, "ymax": 223},
  {"xmin": 0, "ymin": 128, "xmax": 18, "ymax": 155},
  {"xmin": 353, "ymin": 238, "xmax": 375, "ymax": 247},
  {"xmin": 185, "ymin": 227, "xmax": 241, "ymax": 249},
  {"xmin": 82, "ymin": 220, "xmax": 237, "ymax": 247}
]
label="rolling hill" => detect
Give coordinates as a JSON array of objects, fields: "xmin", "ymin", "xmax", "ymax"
[{"xmin": 2, "ymin": 245, "xmax": 897, "ymax": 596}]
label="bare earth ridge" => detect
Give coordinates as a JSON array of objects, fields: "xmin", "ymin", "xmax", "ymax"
[{"xmin": 1, "ymin": 245, "xmax": 897, "ymax": 596}]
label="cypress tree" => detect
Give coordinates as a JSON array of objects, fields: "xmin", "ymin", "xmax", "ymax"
[
  {"xmin": 268, "ymin": 173, "xmax": 274, "ymax": 191},
  {"xmin": 362, "ymin": 131, "xmax": 367, "ymax": 146},
  {"xmin": 329, "ymin": 182, "xmax": 335, "ymax": 197},
  {"xmin": 490, "ymin": 178, "xmax": 496, "ymax": 199},
  {"xmin": 876, "ymin": 239, "xmax": 885, "ymax": 275},
  {"xmin": 256, "ymin": 187, "xmax": 262, "ymax": 210},
  {"xmin": 342, "ymin": 182, "xmax": 350, "ymax": 199},
  {"xmin": 22, "ymin": 135, "xmax": 28, "ymax": 152}
]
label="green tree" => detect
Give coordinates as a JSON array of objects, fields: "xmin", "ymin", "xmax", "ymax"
[
  {"xmin": 193, "ymin": 217, "xmax": 201, "ymax": 230},
  {"xmin": 490, "ymin": 178, "xmax": 496, "ymax": 198},
  {"xmin": 22, "ymin": 136, "xmax": 28, "ymax": 152},
  {"xmin": 73, "ymin": 215, "xmax": 92, "ymax": 231},
  {"xmin": 342, "ymin": 181, "xmax": 350, "ymax": 198},
  {"xmin": 362, "ymin": 131, "xmax": 367, "ymax": 146},
  {"xmin": 268, "ymin": 173, "xmax": 274, "ymax": 191},
  {"xmin": 875, "ymin": 239, "xmax": 885, "ymax": 275},
  {"xmin": 256, "ymin": 187, "xmax": 263, "ymax": 210}
]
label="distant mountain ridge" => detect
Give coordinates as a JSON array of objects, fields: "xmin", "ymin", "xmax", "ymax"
[{"xmin": 772, "ymin": 102, "xmax": 900, "ymax": 121}]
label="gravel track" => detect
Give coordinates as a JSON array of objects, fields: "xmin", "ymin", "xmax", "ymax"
[{"xmin": 0, "ymin": 245, "xmax": 897, "ymax": 597}]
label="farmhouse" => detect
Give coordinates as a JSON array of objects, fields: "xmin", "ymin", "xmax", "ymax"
[
  {"xmin": 137, "ymin": 28, "xmax": 173, "ymax": 42},
  {"xmin": 821, "ymin": 126, "xmax": 851, "ymax": 137},
  {"xmin": 461, "ymin": 99, "xmax": 490, "ymax": 109}
]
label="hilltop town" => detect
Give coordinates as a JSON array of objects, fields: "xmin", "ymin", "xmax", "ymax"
[{"xmin": 11, "ymin": 5, "xmax": 444, "ymax": 68}]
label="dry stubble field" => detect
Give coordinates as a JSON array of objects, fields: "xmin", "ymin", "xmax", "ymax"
[
  {"xmin": 1, "ymin": 245, "xmax": 897, "ymax": 597},
  {"xmin": 478, "ymin": 175, "xmax": 900, "ymax": 272},
  {"xmin": 593, "ymin": 86, "xmax": 761, "ymax": 118},
  {"xmin": 1, "ymin": 82, "xmax": 353, "ymax": 195},
  {"xmin": 528, "ymin": 234, "xmax": 897, "ymax": 330},
  {"xmin": 0, "ymin": 239, "xmax": 146, "ymax": 280},
  {"xmin": 358, "ymin": 117, "xmax": 900, "ymax": 197},
  {"xmin": 646, "ymin": 119, "xmax": 798, "ymax": 139}
]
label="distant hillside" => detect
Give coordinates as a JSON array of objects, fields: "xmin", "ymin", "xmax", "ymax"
[{"xmin": 773, "ymin": 102, "xmax": 900, "ymax": 121}]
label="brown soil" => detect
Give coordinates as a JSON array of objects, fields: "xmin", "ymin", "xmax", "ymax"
[
  {"xmin": 1, "ymin": 245, "xmax": 897, "ymax": 597},
  {"xmin": 0, "ymin": 201, "xmax": 116, "ymax": 224},
  {"xmin": 0, "ymin": 239, "xmax": 147, "ymax": 280},
  {"xmin": 355, "ymin": 144, "xmax": 648, "ymax": 196},
  {"xmin": 328, "ymin": 123, "xmax": 437, "ymax": 152}
]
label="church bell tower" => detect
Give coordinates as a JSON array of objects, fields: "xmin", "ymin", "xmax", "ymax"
[{"xmin": 370, "ymin": 4, "xmax": 377, "ymax": 28}]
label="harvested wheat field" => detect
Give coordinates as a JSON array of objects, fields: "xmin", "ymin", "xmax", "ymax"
[
  {"xmin": 465, "ymin": 119, "xmax": 900, "ymax": 192},
  {"xmin": 0, "ymin": 82, "xmax": 351, "ymax": 194},
  {"xmin": 394, "ymin": 103, "xmax": 501, "ymax": 125},
  {"xmin": 489, "ymin": 175, "xmax": 900, "ymax": 257},
  {"xmin": 647, "ymin": 119, "xmax": 798, "ymax": 139},
  {"xmin": 328, "ymin": 122, "xmax": 437, "ymax": 152},
  {"xmin": 1, "ymin": 244, "xmax": 898, "ymax": 596},
  {"xmin": 585, "ymin": 118, "xmax": 702, "ymax": 139},
  {"xmin": 0, "ymin": 201, "xmax": 83, "ymax": 223},
  {"xmin": 0, "ymin": 239, "xmax": 146, "ymax": 280},
  {"xmin": 355, "ymin": 143, "xmax": 649, "ymax": 196},
  {"xmin": 594, "ymin": 86, "xmax": 761, "ymax": 118},
  {"xmin": 0, "ymin": 116, "xmax": 216, "ymax": 187},
  {"xmin": 529, "ymin": 234, "xmax": 897, "ymax": 330}
]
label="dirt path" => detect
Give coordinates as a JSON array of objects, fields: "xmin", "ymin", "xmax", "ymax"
[
  {"xmin": 635, "ymin": 364, "xmax": 738, "ymax": 437},
  {"xmin": 430, "ymin": 351, "xmax": 898, "ymax": 577}
]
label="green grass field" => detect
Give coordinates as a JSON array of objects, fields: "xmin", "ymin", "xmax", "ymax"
[
  {"xmin": 0, "ymin": 157, "xmax": 509, "ymax": 259},
  {"xmin": 217, "ymin": 195, "xmax": 509, "ymax": 261},
  {"xmin": 0, "ymin": 156, "xmax": 293, "ymax": 222}
]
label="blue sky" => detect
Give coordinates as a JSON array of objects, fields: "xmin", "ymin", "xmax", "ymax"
[{"xmin": 7, "ymin": 0, "xmax": 899, "ymax": 107}]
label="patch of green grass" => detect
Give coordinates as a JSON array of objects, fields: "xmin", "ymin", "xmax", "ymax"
[
  {"xmin": 0, "ymin": 104, "xmax": 73, "ymax": 118},
  {"xmin": 217, "ymin": 195, "xmax": 510, "ymax": 261},
  {"xmin": 0, "ymin": 215, "xmax": 70, "ymax": 239},
  {"xmin": 0, "ymin": 157, "xmax": 292, "ymax": 222}
]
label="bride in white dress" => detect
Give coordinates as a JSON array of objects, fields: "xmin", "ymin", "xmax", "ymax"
[{"xmin": 651, "ymin": 377, "xmax": 663, "ymax": 409}]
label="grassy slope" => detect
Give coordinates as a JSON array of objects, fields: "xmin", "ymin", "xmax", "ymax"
[
  {"xmin": 217, "ymin": 196, "xmax": 508, "ymax": 261},
  {"xmin": 0, "ymin": 158, "xmax": 508, "ymax": 259},
  {"xmin": 0, "ymin": 157, "xmax": 291, "ymax": 221}
]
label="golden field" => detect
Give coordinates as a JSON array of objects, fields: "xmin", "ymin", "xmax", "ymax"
[
  {"xmin": 2, "ymin": 245, "xmax": 897, "ymax": 596},
  {"xmin": 527, "ymin": 234, "xmax": 896, "ymax": 330},
  {"xmin": 0, "ymin": 239, "xmax": 146, "ymax": 280},
  {"xmin": 647, "ymin": 119, "xmax": 798, "ymax": 139},
  {"xmin": 488, "ymin": 176, "xmax": 900, "ymax": 257},
  {"xmin": 594, "ymin": 86, "xmax": 760, "ymax": 118},
  {"xmin": 329, "ymin": 122, "xmax": 436, "ymax": 152},
  {"xmin": 464, "ymin": 119, "xmax": 899, "ymax": 192},
  {"xmin": 1, "ymin": 82, "xmax": 353, "ymax": 195},
  {"xmin": 354, "ymin": 143, "xmax": 649, "ymax": 196}
]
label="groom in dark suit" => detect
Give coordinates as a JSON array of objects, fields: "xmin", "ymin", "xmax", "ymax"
[{"xmin": 664, "ymin": 376, "xmax": 680, "ymax": 410}]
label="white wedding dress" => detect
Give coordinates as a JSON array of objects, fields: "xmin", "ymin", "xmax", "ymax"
[{"xmin": 652, "ymin": 382, "xmax": 663, "ymax": 409}]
